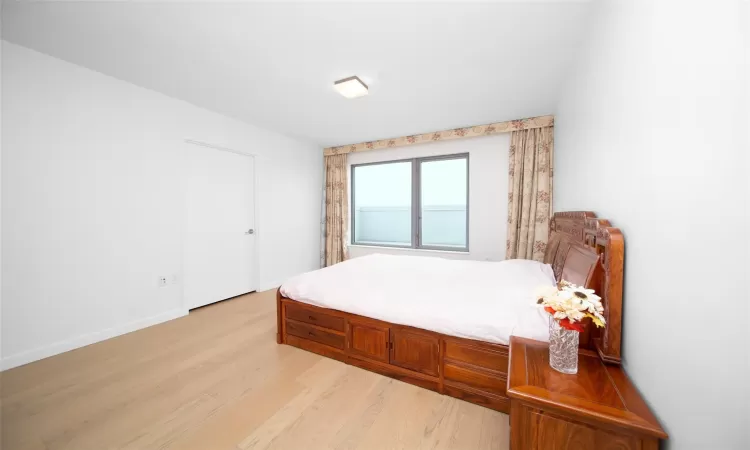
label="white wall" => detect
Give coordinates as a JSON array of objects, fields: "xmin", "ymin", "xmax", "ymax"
[
  {"xmin": 1, "ymin": 41, "xmax": 322, "ymax": 370},
  {"xmin": 348, "ymin": 134, "xmax": 509, "ymax": 261},
  {"xmin": 554, "ymin": 1, "xmax": 748, "ymax": 449},
  {"xmin": 0, "ymin": 36, "xmax": 4, "ymax": 364}
]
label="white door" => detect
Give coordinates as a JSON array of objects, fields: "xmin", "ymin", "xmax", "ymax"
[{"xmin": 183, "ymin": 144, "xmax": 256, "ymax": 309}]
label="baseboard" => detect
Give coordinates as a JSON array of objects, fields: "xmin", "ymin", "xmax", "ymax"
[{"xmin": 0, "ymin": 308, "xmax": 188, "ymax": 371}]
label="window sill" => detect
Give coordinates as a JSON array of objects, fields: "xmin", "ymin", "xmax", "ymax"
[{"xmin": 348, "ymin": 244, "xmax": 470, "ymax": 255}]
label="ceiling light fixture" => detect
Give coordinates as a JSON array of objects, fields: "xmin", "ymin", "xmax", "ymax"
[{"xmin": 333, "ymin": 76, "xmax": 368, "ymax": 99}]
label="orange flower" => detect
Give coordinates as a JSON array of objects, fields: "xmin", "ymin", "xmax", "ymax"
[{"xmin": 559, "ymin": 318, "xmax": 584, "ymax": 332}]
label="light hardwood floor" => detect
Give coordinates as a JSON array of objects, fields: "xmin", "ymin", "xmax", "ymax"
[{"xmin": 0, "ymin": 289, "xmax": 509, "ymax": 450}]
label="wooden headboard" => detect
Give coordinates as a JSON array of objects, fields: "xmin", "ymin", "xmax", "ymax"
[{"xmin": 543, "ymin": 211, "xmax": 624, "ymax": 365}]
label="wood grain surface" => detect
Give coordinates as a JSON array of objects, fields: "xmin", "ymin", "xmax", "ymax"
[
  {"xmin": 0, "ymin": 290, "xmax": 509, "ymax": 450},
  {"xmin": 507, "ymin": 337, "xmax": 666, "ymax": 450}
]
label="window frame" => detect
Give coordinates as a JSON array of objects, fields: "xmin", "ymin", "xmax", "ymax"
[{"xmin": 350, "ymin": 153, "xmax": 469, "ymax": 252}]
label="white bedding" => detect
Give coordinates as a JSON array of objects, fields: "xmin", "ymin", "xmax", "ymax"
[{"xmin": 280, "ymin": 254, "xmax": 554, "ymax": 345}]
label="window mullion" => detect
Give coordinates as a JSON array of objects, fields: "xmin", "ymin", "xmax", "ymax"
[{"xmin": 412, "ymin": 158, "xmax": 420, "ymax": 249}]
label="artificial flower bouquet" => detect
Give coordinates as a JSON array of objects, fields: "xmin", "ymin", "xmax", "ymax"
[{"xmin": 535, "ymin": 280, "xmax": 606, "ymax": 332}]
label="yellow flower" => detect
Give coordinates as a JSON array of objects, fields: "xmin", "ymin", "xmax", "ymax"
[{"xmin": 586, "ymin": 313, "xmax": 606, "ymax": 328}]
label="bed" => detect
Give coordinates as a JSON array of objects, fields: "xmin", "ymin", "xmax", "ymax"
[
  {"xmin": 281, "ymin": 254, "xmax": 556, "ymax": 345},
  {"xmin": 276, "ymin": 211, "xmax": 624, "ymax": 413}
]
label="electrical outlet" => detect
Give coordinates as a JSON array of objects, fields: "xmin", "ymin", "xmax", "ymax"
[
  {"xmin": 158, "ymin": 276, "xmax": 168, "ymax": 287},
  {"xmin": 171, "ymin": 274, "xmax": 179, "ymax": 284}
]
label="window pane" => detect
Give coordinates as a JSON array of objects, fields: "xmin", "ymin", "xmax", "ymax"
[
  {"xmin": 420, "ymin": 158, "xmax": 467, "ymax": 249},
  {"xmin": 353, "ymin": 161, "xmax": 412, "ymax": 246}
]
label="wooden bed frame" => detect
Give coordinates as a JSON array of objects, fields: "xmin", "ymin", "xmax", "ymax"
[{"xmin": 276, "ymin": 211, "xmax": 624, "ymax": 413}]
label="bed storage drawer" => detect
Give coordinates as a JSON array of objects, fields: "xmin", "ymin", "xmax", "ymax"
[
  {"xmin": 389, "ymin": 328, "xmax": 439, "ymax": 377},
  {"xmin": 286, "ymin": 320, "xmax": 345, "ymax": 350},
  {"xmin": 442, "ymin": 383, "xmax": 510, "ymax": 413},
  {"xmin": 348, "ymin": 322, "xmax": 390, "ymax": 363},
  {"xmin": 285, "ymin": 304, "xmax": 345, "ymax": 332},
  {"xmin": 444, "ymin": 340, "xmax": 509, "ymax": 374},
  {"xmin": 443, "ymin": 362, "xmax": 507, "ymax": 397}
]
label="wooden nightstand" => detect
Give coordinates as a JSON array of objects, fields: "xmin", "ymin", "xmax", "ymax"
[{"xmin": 507, "ymin": 337, "xmax": 667, "ymax": 450}]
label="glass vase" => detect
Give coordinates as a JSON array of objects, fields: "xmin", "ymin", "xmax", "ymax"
[{"xmin": 548, "ymin": 317, "xmax": 579, "ymax": 374}]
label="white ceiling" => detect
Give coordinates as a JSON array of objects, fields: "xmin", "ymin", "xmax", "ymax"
[{"xmin": 2, "ymin": 1, "xmax": 592, "ymax": 147}]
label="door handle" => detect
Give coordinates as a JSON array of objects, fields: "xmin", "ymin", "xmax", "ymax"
[{"xmin": 245, "ymin": 229, "xmax": 255, "ymax": 235}]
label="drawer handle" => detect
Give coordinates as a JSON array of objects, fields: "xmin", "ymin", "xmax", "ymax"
[
  {"xmin": 308, "ymin": 315, "xmax": 316, "ymax": 321},
  {"xmin": 308, "ymin": 331, "xmax": 315, "ymax": 336}
]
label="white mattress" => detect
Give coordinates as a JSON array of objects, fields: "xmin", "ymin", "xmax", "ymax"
[{"xmin": 280, "ymin": 254, "xmax": 554, "ymax": 345}]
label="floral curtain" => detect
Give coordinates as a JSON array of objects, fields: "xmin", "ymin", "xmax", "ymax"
[
  {"xmin": 319, "ymin": 160, "xmax": 327, "ymax": 268},
  {"xmin": 324, "ymin": 154, "xmax": 349, "ymax": 266},
  {"xmin": 506, "ymin": 126, "xmax": 554, "ymax": 262},
  {"xmin": 323, "ymin": 115, "xmax": 553, "ymax": 156}
]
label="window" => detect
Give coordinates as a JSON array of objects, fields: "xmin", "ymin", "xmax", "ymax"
[
  {"xmin": 351, "ymin": 154, "xmax": 468, "ymax": 251},
  {"xmin": 351, "ymin": 160, "xmax": 413, "ymax": 247}
]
